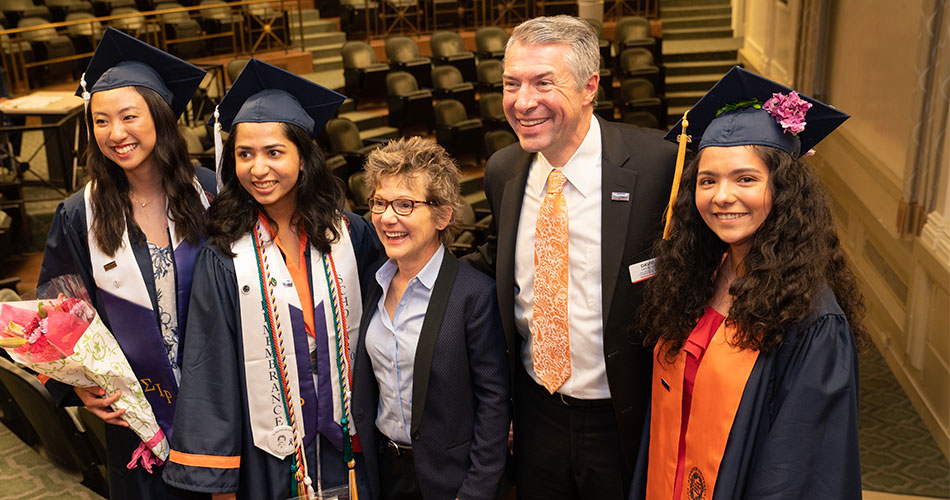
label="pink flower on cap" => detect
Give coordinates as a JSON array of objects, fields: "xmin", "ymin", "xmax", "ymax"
[{"xmin": 762, "ymin": 91, "xmax": 812, "ymax": 135}]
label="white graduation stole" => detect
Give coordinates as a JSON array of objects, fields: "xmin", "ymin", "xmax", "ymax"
[{"xmin": 235, "ymin": 218, "xmax": 361, "ymax": 459}]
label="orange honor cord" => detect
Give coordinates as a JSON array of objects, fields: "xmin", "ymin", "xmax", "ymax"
[{"xmin": 663, "ymin": 110, "xmax": 690, "ymax": 240}]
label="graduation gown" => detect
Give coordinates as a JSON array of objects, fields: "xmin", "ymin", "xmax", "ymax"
[
  {"xmin": 630, "ymin": 287, "xmax": 862, "ymax": 500},
  {"xmin": 37, "ymin": 167, "xmax": 217, "ymax": 500},
  {"xmin": 163, "ymin": 213, "xmax": 381, "ymax": 499}
]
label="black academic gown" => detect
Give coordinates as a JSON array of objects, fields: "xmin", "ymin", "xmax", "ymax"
[
  {"xmin": 163, "ymin": 213, "xmax": 381, "ymax": 500},
  {"xmin": 37, "ymin": 167, "xmax": 217, "ymax": 500},
  {"xmin": 630, "ymin": 287, "xmax": 863, "ymax": 500}
]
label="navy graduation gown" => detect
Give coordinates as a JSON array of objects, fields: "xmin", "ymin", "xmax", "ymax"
[
  {"xmin": 630, "ymin": 287, "xmax": 862, "ymax": 500},
  {"xmin": 37, "ymin": 167, "xmax": 216, "ymax": 500},
  {"xmin": 163, "ymin": 213, "xmax": 381, "ymax": 499}
]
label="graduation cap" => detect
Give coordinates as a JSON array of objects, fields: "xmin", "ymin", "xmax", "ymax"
[
  {"xmin": 76, "ymin": 27, "xmax": 206, "ymax": 119},
  {"xmin": 664, "ymin": 66, "xmax": 849, "ymax": 156},
  {"xmin": 212, "ymin": 58, "xmax": 345, "ymax": 139},
  {"xmin": 659, "ymin": 66, "xmax": 849, "ymax": 239},
  {"xmin": 209, "ymin": 58, "xmax": 345, "ymax": 189}
]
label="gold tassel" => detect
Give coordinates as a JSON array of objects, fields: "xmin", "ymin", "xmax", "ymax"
[
  {"xmin": 348, "ymin": 460, "xmax": 359, "ymax": 500},
  {"xmin": 663, "ymin": 110, "xmax": 690, "ymax": 240}
]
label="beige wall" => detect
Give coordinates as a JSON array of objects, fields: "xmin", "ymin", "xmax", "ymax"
[
  {"xmin": 737, "ymin": 0, "xmax": 950, "ymax": 457},
  {"xmin": 824, "ymin": 0, "xmax": 923, "ymax": 181}
]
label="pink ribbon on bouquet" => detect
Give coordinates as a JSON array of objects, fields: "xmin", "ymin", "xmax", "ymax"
[{"xmin": 126, "ymin": 429, "xmax": 166, "ymax": 473}]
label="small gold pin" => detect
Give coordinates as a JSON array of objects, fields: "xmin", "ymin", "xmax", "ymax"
[{"xmin": 103, "ymin": 261, "xmax": 117, "ymax": 271}]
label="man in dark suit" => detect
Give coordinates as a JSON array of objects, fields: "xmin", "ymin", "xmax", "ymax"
[{"xmin": 464, "ymin": 16, "xmax": 677, "ymax": 500}]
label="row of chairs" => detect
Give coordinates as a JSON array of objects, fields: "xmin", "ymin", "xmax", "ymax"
[
  {"xmin": 3, "ymin": 0, "xmax": 260, "ymax": 88},
  {"xmin": 343, "ymin": 28, "xmax": 507, "ymax": 103}
]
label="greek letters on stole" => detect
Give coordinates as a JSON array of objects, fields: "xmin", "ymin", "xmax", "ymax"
[
  {"xmin": 85, "ymin": 180, "xmax": 210, "ymax": 437},
  {"xmin": 234, "ymin": 219, "xmax": 362, "ymax": 459}
]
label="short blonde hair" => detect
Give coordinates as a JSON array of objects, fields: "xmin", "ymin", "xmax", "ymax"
[{"xmin": 363, "ymin": 137, "xmax": 461, "ymax": 245}]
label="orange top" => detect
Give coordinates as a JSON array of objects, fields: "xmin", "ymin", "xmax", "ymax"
[
  {"xmin": 258, "ymin": 215, "xmax": 315, "ymax": 339},
  {"xmin": 647, "ymin": 316, "xmax": 760, "ymax": 500}
]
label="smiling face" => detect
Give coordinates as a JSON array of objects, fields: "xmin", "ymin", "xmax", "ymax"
[
  {"xmin": 371, "ymin": 174, "xmax": 448, "ymax": 276},
  {"xmin": 695, "ymin": 146, "xmax": 774, "ymax": 260},
  {"xmin": 233, "ymin": 122, "xmax": 301, "ymax": 219},
  {"xmin": 90, "ymin": 86, "xmax": 158, "ymax": 174},
  {"xmin": 502, "ymin": 41, "xmax": 598, "ymax": 167}
]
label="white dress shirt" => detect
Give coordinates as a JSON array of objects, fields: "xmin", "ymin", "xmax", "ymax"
[
  {"xmin": 365, "ymin": 245, "xmax": 445, "ymax": 444},
  {"xmin": 514, "ymin": 115, "xmax": 609, "ymax": 399}
]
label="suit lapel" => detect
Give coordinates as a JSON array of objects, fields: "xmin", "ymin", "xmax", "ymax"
[
  {"xmin": 599, "ymin": 118, "xmax": 639, "ymax": 326},
  {"xmin": 410, "ymin": 253, "xmax": 461, "ymax": 435},
  {"xmin": 495, "ymin": 151, "xmax": 533, "ymax": 332}
]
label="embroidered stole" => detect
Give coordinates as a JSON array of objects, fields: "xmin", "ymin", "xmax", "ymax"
[
  {"xmin": 235, "ymin": 219, "xmax": 362, "ymax": 459},
  {"xmin": 647, "ymin": 321, "xmax": 760, "ymax": 500},
  {"xmin": 85, "ymin": 181, "xmax": 210, "ymax": 438}
]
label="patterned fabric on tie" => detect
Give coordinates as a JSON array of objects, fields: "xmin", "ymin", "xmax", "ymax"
[{"xmin": 532, "ymin": 169, "xmax": 571, "ymax": 393}]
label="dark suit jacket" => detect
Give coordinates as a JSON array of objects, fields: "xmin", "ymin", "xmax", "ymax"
[
  {"xmin": 464, "ymin": 116, "xmax": 677, "ymax": 490},
  {"xmin": 352, "ymin": 253, "xmax": 511, "ymax": 500}
]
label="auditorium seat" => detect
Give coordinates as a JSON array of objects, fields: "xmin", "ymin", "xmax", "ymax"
[
  {"xmin": 618, "ymin": 47, "xmax": 662, "ymax": 94},
  {"xmin": 385, "ymin": 36, "xmax": 433, "ymax": 89},
  {"xmin": 386, "ymin": 71, "xmax": 433, "ymax": 133},
  {"xmin": 432, "ymin": 65, "xmax": 475, "ymax": 115},
  {"xmin": 478, "ymin": 92, "xmax": 510, "ymax": 132},
  {"xmin": 614, "ymin": 16, "xmax": 660, "ymax": 66},
  {"xmin": 342, "ymin": 41, "xmax": 390, "ymax": 103},
  {"xmin": 476, "ymin": 59, "xmax": 503, "ymax": 94},
  {"xmin": 325, "ymin": 117, "xmax": 385, "ymax": 179},
  {"xmin": 434, "ymin": 98, "xmax": 483, "ymax": 161},
  {"xmin": 18, "ymin": 17, "xmax": 77, "ymax": 86},
  {"xmin": 155, "ymin": 2, "xmax": 203, "ymax": 59},
  {"xmin": 47, "ymin": 0, "xmax": 94, "ymax": 23},
  {"xmin": 619, "ymin": 77, "xmax": 664, "ymax": 127},
  {"xmin": 430, "ymin": 31, "xmax": 476, "ymax": 83},
  {"xmin": 475, "ymin": 26, "xmax": 508, "ymax": 61}
]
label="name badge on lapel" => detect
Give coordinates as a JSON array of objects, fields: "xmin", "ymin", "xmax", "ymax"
[
  {"xmin": 611, "ymin": 191, "xmax": 630, "ymax": 202},
  {"xmin": 629, "ymin": 258, "xmax": 657, "ymax": 284}
]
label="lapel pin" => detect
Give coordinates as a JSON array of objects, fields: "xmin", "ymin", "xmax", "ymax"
[
  {"xmin": 661, "ymin": 378, "xmax": 670, "ymax": 391},
  {"xmin": 611, "ymin": 192, "xmax": 630, "ymax": 202},
  {"xmin": 103, "ymin": 261, "xmax": 117, "ymax": 271}
]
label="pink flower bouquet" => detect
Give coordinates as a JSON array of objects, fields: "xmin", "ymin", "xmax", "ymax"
[{"xmin": 0, "ymin": 275, "xmax": 169, "ymax": 470}]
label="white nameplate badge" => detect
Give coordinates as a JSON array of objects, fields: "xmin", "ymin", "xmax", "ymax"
[{"xmin": 629, "ymin": 258, "xmax": 657, "ymax": 283}]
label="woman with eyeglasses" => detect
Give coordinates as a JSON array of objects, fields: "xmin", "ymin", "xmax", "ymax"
[
  {"xmin": 351, "ymin": 137, "xmax": 510, "ymax": 500},
  {"xmin": 163, "ymin": 60, "xmax": 380, "ymax": 500}
]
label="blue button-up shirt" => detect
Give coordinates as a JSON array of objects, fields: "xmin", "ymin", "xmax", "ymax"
[{"xmin": 365, "ymin": 245, "xmax": 445, "ymax": 444}]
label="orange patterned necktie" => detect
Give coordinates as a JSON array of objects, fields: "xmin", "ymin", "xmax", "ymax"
[{"xmin": 533, "ymin": 169, "xmax": 571, "ymax": 394}]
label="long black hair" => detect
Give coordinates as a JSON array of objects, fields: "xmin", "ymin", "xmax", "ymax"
[
  {"xmin": 639, "ymin": 145, "xmax": 868, "ymax": 357},
  {"xmin": 208, "ymin": 122, "xmax": 347, "ymax": 254},
  {"xmin": 85, "ymin": 86, "xmax": 207, "ymax": 255}
]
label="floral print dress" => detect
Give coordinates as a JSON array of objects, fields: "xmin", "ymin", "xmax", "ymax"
[{"xmin": 148, "ymin": 241, "xmax": 180, "ymax": 383}]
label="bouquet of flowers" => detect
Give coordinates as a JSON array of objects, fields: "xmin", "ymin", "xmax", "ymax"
[{"xmin": 0, "ymin": 275, "xmax": 168, "ymax": 471}]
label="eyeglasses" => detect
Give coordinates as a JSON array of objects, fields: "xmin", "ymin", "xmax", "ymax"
[{"xmin": 367, "ymin": 197, "xmax": 436, "ymax": 216}]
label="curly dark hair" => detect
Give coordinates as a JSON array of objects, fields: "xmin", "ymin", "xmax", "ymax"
[
  {"xmin": 86, "ymin": 86, "xmax": 208, "ymax": 255},
  {"xmin": 639, "ymin": 145, "xmax": 868, "ymax": 357},
  {"xmin": 208, "ymin": 121, "xmax": 346, "ymax": 255}
]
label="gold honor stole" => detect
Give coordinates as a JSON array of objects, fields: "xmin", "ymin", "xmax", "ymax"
[
  {"xmin": 647, "ymin": 321, "xmax": 760, "ymax": 500},
  {"xmin": 234, "ymin": 219, "xmax": 361, "ymax": 460}
]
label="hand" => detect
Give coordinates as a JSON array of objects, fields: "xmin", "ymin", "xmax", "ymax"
[
  {"xmin": 508, "ymin": 421, "xmax": 514, "ymax": 455},
  {"xmin": 212, "ymin": 493, "xmax": 236, "ymax": 500},
  {"xmin": 74, "ymin": 386, "xmax": 128, "ymax": 427}
]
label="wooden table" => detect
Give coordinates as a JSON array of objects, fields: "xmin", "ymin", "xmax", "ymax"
[{"xmin": 0, "ymin": 91, "xmax": 85, "ymax": 191}]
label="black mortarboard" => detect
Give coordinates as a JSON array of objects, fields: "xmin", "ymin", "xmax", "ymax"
[
  {"xmin": 76, "ymin": 27, "xmax": 206, "ymax": 119},
  {"xmin": 213, "ymin": 58, "xmax": 345, "ymax": 138},
  {"xmin": 664, "ymin": 66, "xmax": 849, "ymax": 156}
]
